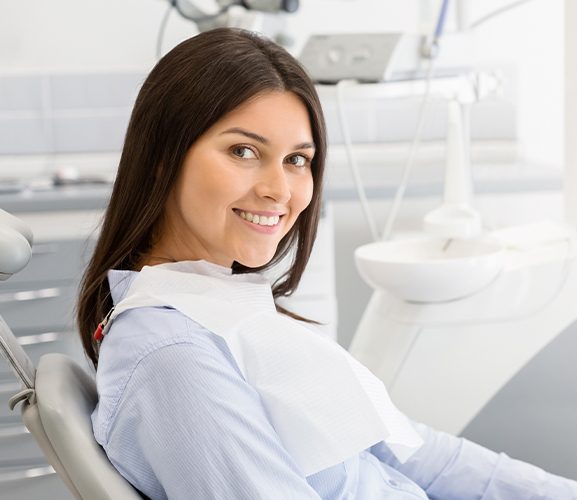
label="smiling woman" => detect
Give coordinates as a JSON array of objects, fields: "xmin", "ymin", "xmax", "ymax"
[
  {"xmin": 74, "ymin": 27, "xmax": 577, "ymax": 500},
  {"xmin": 77, "ymin": 27, "xmax": 326, "ymax": 368}
]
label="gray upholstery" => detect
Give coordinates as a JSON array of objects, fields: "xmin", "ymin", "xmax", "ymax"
[{"xmin": 22, "ymin": 353, "xmax": 143, "ymax": 500}]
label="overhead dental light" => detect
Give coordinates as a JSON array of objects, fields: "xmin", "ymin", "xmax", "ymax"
[
  {"xmin": 172, "ymin": 0, "xmax": 298, "ymax": 26},
  {"xmin": 157, "ymin": 0, "xmax": 299, "ymax": 57}
]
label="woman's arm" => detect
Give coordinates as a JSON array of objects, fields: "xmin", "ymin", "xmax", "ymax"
[
  {"xmin": 370, "ymin": 420, "xmax": 577, "ymax": 499},
  {"xmin": 103, "ymin": 340, "xmax": 322, "ymax": 500}
]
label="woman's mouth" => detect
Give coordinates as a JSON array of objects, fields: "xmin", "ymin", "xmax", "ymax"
[{"xmin": 233, "ymin": 209, "xmax": 282, "ymax": 227}]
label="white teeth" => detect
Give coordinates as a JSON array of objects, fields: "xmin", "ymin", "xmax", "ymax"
[{"xmin": 238, "ymin": 211, "xmax": 280, "ymax": 227}]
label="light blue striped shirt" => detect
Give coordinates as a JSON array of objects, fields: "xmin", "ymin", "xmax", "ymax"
[{"xmin": 92, "ymin": 269, "xmax": 577, "ymax": 499}]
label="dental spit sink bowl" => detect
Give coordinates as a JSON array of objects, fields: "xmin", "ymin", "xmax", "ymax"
[{"xmin": 355, "ymin": 236, "xmax": 505, "ymax": 303}]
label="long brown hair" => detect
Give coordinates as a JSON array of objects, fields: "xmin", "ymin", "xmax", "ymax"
[{"xmin": 77, "ymin": 28, "xmax": 327, "ymax": 368}]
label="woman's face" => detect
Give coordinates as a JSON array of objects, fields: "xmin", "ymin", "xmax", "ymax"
[{"xmin": 155, "ymin": 91, "xmax": 315, "ymax": 268}]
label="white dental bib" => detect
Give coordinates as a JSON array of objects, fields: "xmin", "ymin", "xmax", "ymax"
[{"xmin": 109, "ymin": 260, "xmax": 423, "ymax": 476}]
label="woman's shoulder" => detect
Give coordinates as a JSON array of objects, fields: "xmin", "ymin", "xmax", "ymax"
[
  {"xmin": 103, "ymin": 268, "xmax": 235, "ymax": 363},
  {"xmin": 93, "ymin": 305, "xmax": 244, "ymax": 442},
  {"xmin": 99, "ymin": 305, "xmax": 235, "ymax": 375},
  {"xmin": 95, "ymin": 306, "xmax": 239, "ymax": 397}
]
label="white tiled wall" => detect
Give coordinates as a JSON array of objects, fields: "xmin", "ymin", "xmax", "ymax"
[
  {"xmin": 0, "ymin": 71, "xmax": 517, "ymax": 158},
  {"xmin": 0, "ymin": 73, "xmax": 144, "ymax": 156}
]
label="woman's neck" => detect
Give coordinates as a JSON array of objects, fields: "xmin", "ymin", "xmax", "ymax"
[{"xmin": 134, "ymin": 254, "xmax": 177, "ymax": 271}]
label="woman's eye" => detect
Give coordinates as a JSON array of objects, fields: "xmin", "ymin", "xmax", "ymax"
[
  {"xmin": 286, "ymin": 154, "xmax": 308, "ymax": 167},
  {"xmin": 231, "ymin": 146, "xmax": 257, "ymax": 159}
]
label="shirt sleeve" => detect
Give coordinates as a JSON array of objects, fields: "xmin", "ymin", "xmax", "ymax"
[
  {"xmin": 370, "ymin": 420, "xmax": 577, "ymax": 499},
  {"xmin": 105, "ymin": 340, "xmax": 322, "ymax": 500}
]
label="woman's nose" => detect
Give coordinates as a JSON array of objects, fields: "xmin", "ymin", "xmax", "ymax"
[{"xmin": 255, "ymin": 164, "xmax": 291, "ymax": 204}]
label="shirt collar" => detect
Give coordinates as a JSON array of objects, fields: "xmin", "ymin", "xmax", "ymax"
[{"xmin": 107, "ymin": 269, "xmax": 138, "ymax": 305}]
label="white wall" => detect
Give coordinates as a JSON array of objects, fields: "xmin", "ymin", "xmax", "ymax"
[
  {"xmin": 464, "ymin": 0, "xmax": 565, "ymax": 169},
  {"xmin": 0, "ymin": 0, "xmax": 193, "ymax": 73}
]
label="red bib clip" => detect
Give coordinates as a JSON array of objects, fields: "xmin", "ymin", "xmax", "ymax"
[
  {"xmin": 93, "ymin": 307, "xmax": 115, "ymax": 342},
  {"xmin": 93, "ymin": 323, "xmax": 104, "ymax": 342}
]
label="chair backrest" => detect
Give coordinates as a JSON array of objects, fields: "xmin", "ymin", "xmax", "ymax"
[
  {"xmin": 1, "ymin": 313, "xmax": 143, "ymax": 500},
  {"xmin": 21, "ymin": 353, "xmax": 144, "ymax": 500}
]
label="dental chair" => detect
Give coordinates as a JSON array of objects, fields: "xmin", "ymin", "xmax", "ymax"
[{"xmin": 0, "ymin": 209, "xmax": 143, "ymax": 500}]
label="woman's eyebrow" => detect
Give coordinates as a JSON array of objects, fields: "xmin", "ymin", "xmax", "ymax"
[{"xmin": 221, "ymin": 127, "xmax": 315, "ymax": 150}]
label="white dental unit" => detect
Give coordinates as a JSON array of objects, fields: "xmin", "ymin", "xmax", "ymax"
[
  {"xmin": 318, "ymin": 0, "xmax": 577, "ymax": 479},
  {"xmin": 173, "ymin": 0, "xmax": 577, "ymax": 478}
]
